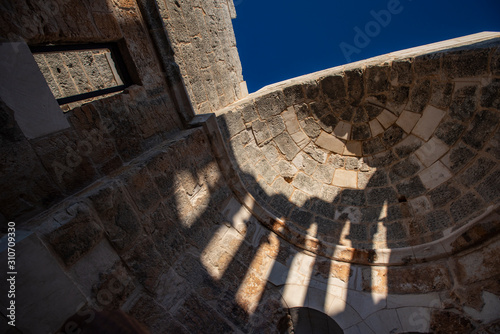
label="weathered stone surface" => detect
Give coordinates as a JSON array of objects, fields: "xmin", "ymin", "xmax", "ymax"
[
  {"xmin": 480, "ymin": 79, "xmax": 500, "ymax": 109},
  {"xmin": 290, "ymin": 208, "xmax": 314, "ymax": 229},
  {"xmin": 440, "ymin": 142, "xmax": 474, "ymax": 173},
  {"xmin": 366, "ymin": 187, "xmax": 398, "ymax": 205},
  {"xmin": 407, "ymin": 79, "xmax": 431, "ymax": 113},
  {"xmin": 274, "ymin": 132, "xmax": 300, "ymax": 160},
  {"xmin": 450, "ymin": 192, "xmax": 484, "ymax": 223},
  {"xmin": 396, "ymin": 176, "xmax": 426, "ymax": 199},
  {"xmin": 430, "ymin": 310, "xmax": 475, "ymax": 334},
  {"xmin": 300, "ymin": 117, "xmax": 322, "ymax": 138},
  {"xmin": 430, "ymin": 81, "xmax": 454, "ymax": 108},
  {"xmin": 476, "ymin": 170, "xmax": 500, "ymax": 202},
  {"xmin": 346, "ymin": 68, "xmax": 364, "ymax": 105},
  {"xmin": 442, "ymin": 48, "xmax": 489, "ymax": 78},
  {"xmin": 428, "ymin": 181, "xmax": 461, "ymax": 208},
  {"xmin": 252, "ymin": 119, "xmax": 272, "ymax": 145},
  {"xmin": 449, "ymin": 84, "xmax": 478, "ymax": 121},
  {"xmin": 320, "ymin": 75, "xmax": 346, "ymax": 101},
  {"xmin": 332, "ymin": 169, "xmax": 357, "ymax": 188},
  {"xmin": 393, "ymin": 135, "xmax": 423, "ymax": 158},
  {"xmin": 352, "ymin": 123, "xmax": 371, "ymax": 140},
  {"xmin": 389, "ymin": 156, "xmax": 423, "ymax": 183},
  {"xmin": 283, "ymin": 84, "xmax": 305, "ymax": 106},
  {"xmin": 462, "ymin": 109, "xmax": 500, "ymax": 149},
  {"xmin": 434, "ymin": 120, "xmax": 466, "ymax": 146},
  {"xmin": 268, "ymin": 115, "xmax": 286, "ymax": 137},
  {"xmin": 47, "ymin": 204, "xmax": 103, "ymax": 267},
  {"xmin": 255, "ymin": 90, "xmax": 286, "ymax": 120},
  {"xmin": 390, "ymin": 59, "xmax": 412, "ymax": 86},
  {"xmin": 457, "ymin": 157, "xmax": 496, "ymax": 187},
  {"xmin": 292, "ymin": 152, "xmax": 318, "ymax": 175},
  {"xmin": 362, "ymin": 137, "xmax": 385, "ymax": 155},
  {"xmin": 382, "ymin": 125, "xmax": 405, "ymax": 147},
  {"xmin": 414, "ymin": 53, "xmax": 441, "ymax": 77},
  {"xmin": 365, "ymin": 65, "xmax": 390, "ymax": 94},
  {"xmin": 292, "ymin": 172, "xmax": 322, "ymax": 196},
  {"xmin": 384, "ymin": 263, "xmax": 452, "ymax": 294}
]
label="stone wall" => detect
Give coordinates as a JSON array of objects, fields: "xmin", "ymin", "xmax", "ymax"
[
  {"xmin": 0, "ymin": 0, "xmax": 184, "ymax": 224},
  {"xmin": 1, "ymin": 0, "xmax": 499, "ymax": 333},
  {"xmin": 216, "ymin": 33, "xmax": 500, "ymax": 254},
  {"xmin": 158, "ymin": 0, "xmax": 247, "ymax": 114}
]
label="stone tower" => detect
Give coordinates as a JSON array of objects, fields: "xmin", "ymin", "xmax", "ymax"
[{"xmin": 0, "ymin": 1, "xmax": 499, "ymax": 333}]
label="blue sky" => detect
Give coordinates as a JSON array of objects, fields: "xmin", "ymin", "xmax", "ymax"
[{"xmin": 232, "ymin": 0, "xmax": 500, "ymax": 93}]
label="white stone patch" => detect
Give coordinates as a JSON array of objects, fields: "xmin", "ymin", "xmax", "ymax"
[
  {"xmin": 316, "ymin": 131, "xmax": 346, "ymax": 153},
  {"xmin": 397, "ymin": 307, "xmax": 432, "ymax": 333},
  {"xmin": 334, "ymin": 121, "xmax": 352, "ymax": 140},
  {"xmin": 364, "ymin": 309, "xmax": 403, "ymax": 333},
  {"xmin": 409, "ymin": 196, "xmax": 432, "ymax": 216},
  {"xmin": 377, "ymin": 109, "xmax": 398, "ymax": 129},
  {"xmin": 411, "ymin": 105, "xmax": 446, "ymax": 141},
  {"xmin": 415, "ymin": 137, "xmax": 449, "ymax": 167},
  {"xmin": 332, "ymin": 169, "xmax": 358, "ymax": 188},
  {"xmin": 464, "ymin": 291, "xmax": 500, "ymax": 323},
  {"xmin": 369, "ymin": 119, "xmax": 384, "ymax": 137},
  {"xmin": 418, "ymin": 161, "xmax": 452, "ymax": 190}
]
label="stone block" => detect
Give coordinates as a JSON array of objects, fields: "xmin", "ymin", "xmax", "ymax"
[
  {"xmin": 320, "ymin": 75, "xmax": 346, "ymax": 101},
  {"xmin": 255, "ymin": 159, "xmax": 279, "ymax": 184},
  {"xmin": 366, "ymin": 187, "xmax": 398, "ymax": 205},
  {"xmin": 376, "ymin": 109, "xmax": 398, "ymax": 129},
  {"xmin": 430, "ymin": 81, "xmax": 454, "ymax": 109},
  {"xmin": 303, "ymin": 143, "xmax": 328, "ymax": 163},
  {"xmin": 393, "ymin": 134, "xmax": 423, "ymax": 158},
  {"xmin": 283, "ymin": 84, "xmax": 305, "ymax": 106},
  {"xmin": 295, "ymin": 103, "xmax": 311, "ymax": 120},
  {"xmin": 340, "ymin": 189, "xmax": 366, "ymax": 206},
  {"xmin": 368, "ymin": 118, "xmax": 384, "ymax": 137},
  {"xmin": 463, "ymin": 109, "xmax": 500, "ymax": 150},
  {"xmin": 409, "ymin": 195, "xmax": 432, "ymax": 216},
  {"xmin": 450, "ymin": 192, "xmax": 484, "ymax": 223},
  {"xmin": 333, "ymin": 121, "xmax": 351, "ymax": 140},
  {"xmin": 315, "ymin": 131, "xmax": 345, "ymax": 154},
  {"xmin": 332, "ymin": 169, "xmax": 357, "ymax": 188},
  {"xmin": 346, "ymin": 68, "xmax": 364, "ymax": 104},
  {"xmin": 87, "ymin": 182, "xmax": 142, "ymax": 253},
  {"xmin": 407, "ymin": 79, "xmax": 431, "ymax": 113},
  {"xmin": 389, "ymin": 155, "xmax": 424, "ymax": 183},
  {"xmin": 385, "ymin": 263, "xmax": 452, "ymax": 294},
  {"xmin": 414, "ymin": 53, "xmax": 441, "ymax": 76},
  {"xmin": 240, "ymin": 102, "xmax": 258, "ymax": 123},
  {"xmin": 415, "ymin": 137, "xmax": 449, "ymax": 167},
  {"xmin": 390, "ymin": 59, "xmax": 413, "ymax": 86},
  {"xmin": 255, "ymin": 90, "xmax": 286, "ymax": 120},
  {"xmin": 396, "ymin": 176, "xmax": 426, "ymax": 199},
  {"xmin": 276, "ymin": 160, "xmax": 299, "ymax": 179},
  {"xmin": 352, "ymin": 124, "xmax": 371, "ymax": 141},
  {"xmin": 218, "ymin": 110, "xmax": 245, "ymax": 139},
  {"xmin": 440, "ymin": 142, "xmax": 474, "ymax": 172},
  {"xmin": 458, "ymin": 157, "xmax": 495, "ymax": 188},
  {"xmin": 272, "ymin": 177, "xmax": 294, "ymax": 199},
  {"xmin": 480, "ymin": 79, "xmax": 500, "ymax": 109},
  {"xmin": 261, "ymin": 141, "xmax": 281, "ymax": 165},
  {"xmin": 312, "ymin": 163, "xmax": 335, "ymax": 184},
  {"xmin": 442, "ymin": 48, "xmax": 489, "ymax": 78},
  {"xmin": 428, "ymin": 181, "xmax": 461, "ymax": 208},
  {"xmin": 292, "ymin": 152, "xmax": 318, "ymax": 175},
  {"xmin": 362, "ymin": 137, "xmax": 385, "ymax": 155},
  {"xmin": 300, "ymin": 117, "xmax": 322, "ymax": 138},
  {"xmin": 268, "ymin": 115, "xmax": 286, "ymax": 137},
  {"xmin": 419, "ymin": 161, "xmax": 453, "ymax": 190},
  {"xmin": 274, "ymin": 132, "xmax": 300, "ymax": 160},
  {"xmin": 434, "ymin": 120, "xmax": 466, "ymax": 146},
  {"xmin": 430, "ymin": 310, "xmax": 476, "ymax": 334},
  {"xmin": 251, "ymin": 119, "xmax": 272, "ymax": 145},
  {"xmin": 290, "ymin": 189, "xmax": 311, "ymax": 207},
  {"xmin": 382, "ymin": 125, "xmax": 405, "ymax": 147},
  {"xmin": 396, "ymin": 110, "xmax": 421, "ymax": 133},
  {"xmin": 449, "ymin": 84, "xmax": 478, "ymax": 121},
  {"xmin": 411, "ymin": 105, "xmax": 446, "ymax": 141},
  {"xmin": 292, "ymin": 172, "xmax": 322, "ymax": 196},
  {"xmin": 121, "ymin": 166, "xmax": 161, "ymax": 213},
  {"xmin": 343, "ymin": 141, "xmax": 362, "ymax": 156},
  {"xmin": 47, "ymin": 204, "xmax": 103, "ymax": 267}
]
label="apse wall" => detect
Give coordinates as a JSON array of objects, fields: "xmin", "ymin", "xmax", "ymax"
[{"xmin": 216, "ymin": 33, "xmax": 500, "ymax": 260}]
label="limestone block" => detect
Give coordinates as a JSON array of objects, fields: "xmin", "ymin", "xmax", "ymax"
[
  {"xmin": 292, "ymin": 172, "xmax": 322, "ymax": 196},
  {"xmin": 397, "ymin": 307, "xmax": 432, "ymax": 333},
  {"xmin": 316, "ymin": 131, "xmax": 345, "ymax": 154},
  {"xmin": 376, "ymin": 109, "xmax": 398, "ymax": 129},
  {"xmin": 415, "ymin": 137, "xmax": 449, "ymax": 167},
  {"xmin": 332, "ymin": 169, "xmax": 357, "ymax": 188},
  {"xmin": 292, "ymin": 152, "xmax": 318, "ymax": 175},
  {"xmin": 251, "ymin": 119, "xmax": 272, "ymax": 145},
  {"xmin": 411, "ymin": 105, "xmax": 446, "ymax": 141},
  {"xmin": 333, "ymin": 121, "xmax": 352, "ymax": 140},
  {"xmin": 418, "ymin": 161, "xmax": 452, "ymax": 190},
  {"xmin": 274, "ymin": 132, "xmax": 300, "ymax": 160},
  {"xmin": 396, "ymin": 110, "xmax": 421, "ymax": 133},
  {"xmin": 369, "ymin": 119, "xmax": 384, "ymax": 137}
]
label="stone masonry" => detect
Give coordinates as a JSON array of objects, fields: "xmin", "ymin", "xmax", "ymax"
[{"xmin": 0, "ymin": 1, "xmax": 499, "ymax": 333}]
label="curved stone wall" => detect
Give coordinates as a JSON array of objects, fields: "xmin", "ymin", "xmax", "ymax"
[{"xmin": 217, "ymin": 37, "xmax": 500, "ymax": 256}]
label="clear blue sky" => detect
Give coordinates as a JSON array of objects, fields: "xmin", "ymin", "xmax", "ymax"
[{"xmin": 232, "ymin": 0, "xmax": 500, "ymax": 93}]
